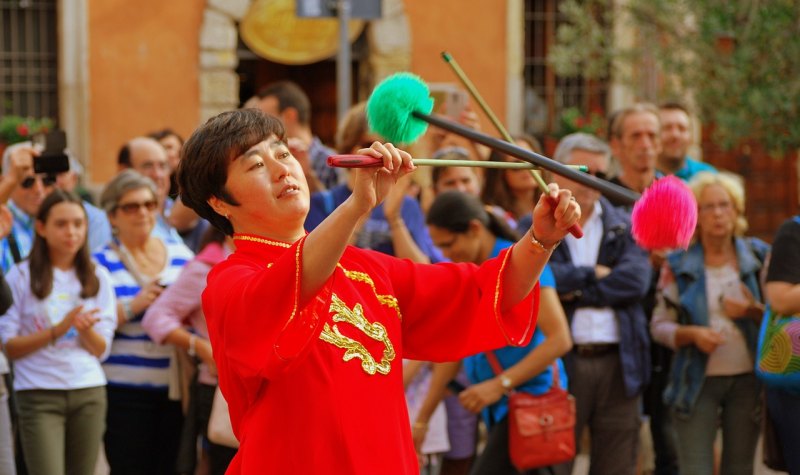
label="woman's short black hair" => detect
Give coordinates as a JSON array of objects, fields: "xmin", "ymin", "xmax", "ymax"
[
  {"xmin": 427, "ymin": 190, "xmax": 520, "ymax": 242},
  {"xmin": 177, "ymin": 109, "xmax": 286, "ymax": 236}
]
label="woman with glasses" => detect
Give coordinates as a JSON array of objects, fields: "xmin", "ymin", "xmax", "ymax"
[
  {"xmin": 93, "ymin": 169, "xmax": 194, "ymax": 474},
  {"xmin": 651, "ymin": 171, "xmax": 768, "ymax": 475}
]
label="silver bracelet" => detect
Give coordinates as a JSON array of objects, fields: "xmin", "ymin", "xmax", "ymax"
[
  {"xmin": 188, "ymin": 335, "xmax": 197, "ymax": 357},
  {"xmin": 122, "ymin": 299, "xmax": 134, "ymax": 321}
]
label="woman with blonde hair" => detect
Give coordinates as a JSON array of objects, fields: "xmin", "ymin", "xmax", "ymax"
[{"xmin": 651, "ymin": 171, "xmax": 768, "ymax": 475}]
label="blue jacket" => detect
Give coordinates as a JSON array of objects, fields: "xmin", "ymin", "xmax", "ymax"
[
  {"xmin": 662, "ymin": 237, "xmax": 769, "ymax": 415},
  {"xmin": 549, "ymin": 197, "xmax": 652, "ymax": 397}
]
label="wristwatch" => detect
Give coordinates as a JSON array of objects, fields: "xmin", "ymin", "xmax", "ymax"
[{"xmin": 499, "ymin": 374, "xmax": 514, "ymax": 392}]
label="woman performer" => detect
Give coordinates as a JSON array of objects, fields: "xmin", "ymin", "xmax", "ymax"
[{"xmin": 176, "ymin": 109, "xmax": 580, "ymax": 474}]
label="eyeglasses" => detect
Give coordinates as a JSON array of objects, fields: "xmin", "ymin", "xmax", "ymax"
[
  {"xmin": 20, "ymin": 175, "xmax": 57, "ymax": 189},
  {"xmin": 699, "ymin": 201, "xmax": 734, "ymax": 214},
  {"xmin": 115, "ymin": 200, "xmax": 159, "ymax": 215}
]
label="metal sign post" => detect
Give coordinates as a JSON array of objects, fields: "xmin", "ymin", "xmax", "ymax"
[{"xmin": 297, "ymin": 0, "xmax": 382, "ymax": 121}]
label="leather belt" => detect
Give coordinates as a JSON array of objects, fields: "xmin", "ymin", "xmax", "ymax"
[{"xmin": 574, "ymin": 343, "xmax": 619, "ymax": 357}]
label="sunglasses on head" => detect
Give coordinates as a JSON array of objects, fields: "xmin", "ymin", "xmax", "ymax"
[
  {"xmin": 115, "ymin": 200, "xmax": 159, "ymax": 215},
  {"xmin": 20, "ymin": 175, "xmax": 57, "ymax": 189}
]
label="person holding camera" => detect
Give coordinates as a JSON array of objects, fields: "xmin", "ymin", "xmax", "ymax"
[
  {"xmin": 0, "ymin": 143, "xmax": 58, "ymax": 272},
  {"xmin": 92, "ymin": 170, "xmax": 194, "ymax": 474},
  {"xmin": 0, "ymin": 142, "xmax": 113, "ymax": 269},
  {"xmin": 0, "ymin": 190, "xmax": 117, "ymax": 475}
]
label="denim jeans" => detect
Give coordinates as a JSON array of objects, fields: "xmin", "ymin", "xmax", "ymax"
[{"xmin": 671, "ymin": 373, "xmax": 760, "ymax": 475}]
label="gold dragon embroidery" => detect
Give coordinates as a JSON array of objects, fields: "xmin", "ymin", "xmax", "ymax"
[{"xmin": 319, "ymin": 294, "xmax": 396, "ymax": 376}]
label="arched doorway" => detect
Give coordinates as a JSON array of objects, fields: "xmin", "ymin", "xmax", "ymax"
[{"xmin": 199, "ymin": 0, "xmax": 411, "ymax": 147}]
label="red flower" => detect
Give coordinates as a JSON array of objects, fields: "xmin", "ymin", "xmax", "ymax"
[{"xmin": 16, "ymin": 123, "xmax": 29, "ymax": 137}]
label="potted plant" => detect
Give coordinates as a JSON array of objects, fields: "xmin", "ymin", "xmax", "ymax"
[
  {"xmin": 0, "ymin": 116, "xmax": 55, "ymax": 157},
  {"xmin": 555, "ymin": 107, "xmax": 606, "ymax": 139}
]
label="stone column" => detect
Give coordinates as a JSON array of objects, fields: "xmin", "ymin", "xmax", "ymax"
[{"xmin": 199, "ymin": 0, "xmax": 252, "ymax": 122}]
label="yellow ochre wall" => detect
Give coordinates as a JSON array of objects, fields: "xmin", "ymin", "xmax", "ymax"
[
  {"xmin": 88, "ymin": 0, "xmax": 202, "ymax": 184},
  {"xmin": 406, "ymin": 0, "xmax": 508, "ymax": 134},
  {"xmin": 85, "ymin": 0, "xmax": 508, "ymax": 184}
]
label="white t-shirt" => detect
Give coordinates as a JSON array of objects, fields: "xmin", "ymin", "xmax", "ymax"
[
  {"xmin": 0, "ymin": 261, "xmax": 117, "ymax": 391},
  {"xmin": 703, "ymin": 263, "xmax": 753, "ymax": 376}
]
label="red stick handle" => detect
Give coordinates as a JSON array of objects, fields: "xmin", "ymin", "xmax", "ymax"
[
  {"xmin": 327, "ymin": 154, "xmax": 383, "ymax": 168},
  {"xmin": 327, "ymin": 155, "xmax": 583, "ymax": 238}
]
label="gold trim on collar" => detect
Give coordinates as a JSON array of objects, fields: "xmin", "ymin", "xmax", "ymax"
[{"xmin": 234, "ymin": 234, "xmax": 293, "ymax": 249}]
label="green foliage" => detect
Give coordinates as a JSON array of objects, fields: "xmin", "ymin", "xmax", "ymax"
[
  {"xmin": 0, "ymin": 116, "xmax": 54, "ymax": 145},
  {"xmin": 549, "ymin": 0, "xmax": 800, "ymax": 153},
  {"xmin": 367, "ymin": 73, "xmax": 434, "ymax": 145},
  {"xmin": 556, "ymin": 107, "xmax": 607, "ymax": 139}
]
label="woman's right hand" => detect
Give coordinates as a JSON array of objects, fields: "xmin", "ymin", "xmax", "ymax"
[
  {"xmin": 692, "ymin": 327, "xmax": 724, "ymax": 353},
  {"xmin": 349, "ymin": 142, "xmax": 415, "ymax": 215},
  {"xmin": 130, "ymin": 281, "xmax": 166, "ymax": 315},
  {"xmin": 196, "ymin": 338, "xmax": 218, "ymax": 377}
]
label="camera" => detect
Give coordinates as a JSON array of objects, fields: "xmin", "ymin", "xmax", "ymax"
[
  {"xmin": 31, "ymin": 130, "xmax": 70, "ymax": 175},
  {"xmin": 429, "ymin": 83, "xmax": 469, "ymax": 120}
]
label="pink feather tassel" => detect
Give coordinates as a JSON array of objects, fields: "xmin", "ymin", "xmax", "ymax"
[{"xmin": 631, "ymin": 176, "xmax": 697, "ymax": 250}]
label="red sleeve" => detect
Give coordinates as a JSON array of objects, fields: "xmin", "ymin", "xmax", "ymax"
[
  {"xmin": 389, "ymin": 245, "xmax": 538, "ymax": 361},
  {"xmin": 202, "ymin": 236, "xmax": 332, "ymax": 381}
]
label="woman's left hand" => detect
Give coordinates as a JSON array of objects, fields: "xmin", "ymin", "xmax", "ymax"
[
  {"xmin": 458, "ymin": 379, "xmax": 506, "ymax": 414},
  {"xmin": 722, "ymin": 283, "xmax": 762, "ymax": 319},
  {"xmin": 350, "ymin": 142, "xmax": 415, "ymax": 214},
  {"xmin": 531, "ymin": 183, "xmax": 581, "ymax": 247},
  {"xmin": 73, "ymin": 308, "xmax": 101, "ymax": 332}
]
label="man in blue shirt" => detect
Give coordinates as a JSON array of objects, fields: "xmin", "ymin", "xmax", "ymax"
[{"xmin": 658, "ymin": 102, "xmax": 717, "ymax": 181}]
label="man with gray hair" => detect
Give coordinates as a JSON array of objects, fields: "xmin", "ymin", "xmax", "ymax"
[
  {"xmin": 0, "ymin": 143, "xmax": 58, "ymax": 272},
  {"xmin": 608, "ymin": 103, "xmax": 662, "ymax": 208},
  {"xmin": 548, "ymin": 132, "xmax": 652, "ymax": 475}
]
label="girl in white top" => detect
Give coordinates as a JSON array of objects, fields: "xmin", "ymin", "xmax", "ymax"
[{"xmin": 0, "ymin": 190, "xmax": 116, "ymax": 475}]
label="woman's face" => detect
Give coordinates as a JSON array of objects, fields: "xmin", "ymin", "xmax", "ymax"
[
  {"xmin": 435, "ymin": 167, "xmax": 480, "ymax": 197},
  {"xmin": 159, "ymin": 135, "xmax": 183, "ymax": 171},
  {"xmin": 109, "ymin": 187, "xmax": 158, "ymax": 240},
  {"xmin": 502, "ymin": 139, "xmax": 537, "ymax": 193},
  {"xmin": 220, "ymin": 135, "xmax": 310, "ymax": 236},
  {"xmin": 427, "ymin": 223, "xmax": 482, "ymax": 264},
  {"xmin": 697, "ymin": 183, "xmax": 737, "ymax": 239},
  {"xmin": 36, "ymin": 202, "xmax": 87, "ymax": 259}
]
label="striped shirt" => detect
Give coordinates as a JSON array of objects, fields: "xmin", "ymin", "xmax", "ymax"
[{"xmin": 94, "ymin": 238, "xmax": 193, "ymax": 391}]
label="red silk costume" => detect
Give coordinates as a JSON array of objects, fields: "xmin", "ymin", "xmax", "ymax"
[{"xmin": 203, "ymin": 234, "xmax": 539, "ymax": 474}]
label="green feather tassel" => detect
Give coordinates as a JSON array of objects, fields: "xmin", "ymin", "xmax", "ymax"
[{"xmin": 366, "ymin": 73, "xmax": 433, "ymax": 145}]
